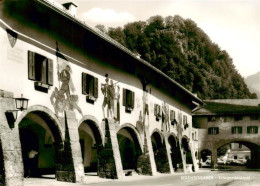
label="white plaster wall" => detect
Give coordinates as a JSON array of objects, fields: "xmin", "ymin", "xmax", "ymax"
[{"xmin": 0, "ymin": 23, "xmax": 196, "ymax": 146}]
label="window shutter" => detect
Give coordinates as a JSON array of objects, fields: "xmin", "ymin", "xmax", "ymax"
[
  {"xmin": 28, "ymin": 51, "xmax": 35, "ymax": 80},
  {"xmin": 157, "ymin": 105, "xmax": 160, "ymax": 115},
  {"xmin": 131, "ymin": 91, "xmax": 135, "ymax": 108},
  {"xmin": 170, "ymin": 110, "xmax": 173, "ymax": 121},
  {"xmin": 94, "ymin": 77, "xmax": 98, "ymax": 98},
  {"xmin": 82, "ymin": 73, "xmax": 87, "ymax": 95},
  {"xmin": 47, "ymin": 58, "xmax": 53, "ymax": 86},
  {"xmin": 256, "ymin": 126, "xmax": 258, "ymax": 134},
  {"xmin": 239, "ymin": 127, "xmax": 242, "ymax": 134},
  {"xmin": 154, "ymin": 104, "xmax": 157, "ymax": 116},
  {"xmin": 123, "ymin": 88, "xmax": 126, "ymax": 106}
]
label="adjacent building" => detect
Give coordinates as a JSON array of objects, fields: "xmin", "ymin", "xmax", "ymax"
[{"xmin": 193, "ymin": 99, "xmax": 260, "ymax": 168}]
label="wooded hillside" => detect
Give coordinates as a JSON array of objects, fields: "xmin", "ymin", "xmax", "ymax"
[{"xmin": 96, "ymin": 15, "xmax": 256, "ymax": 99}]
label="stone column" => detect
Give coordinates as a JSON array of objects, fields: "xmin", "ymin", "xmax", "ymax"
[
  {"xmin": 0, "ymin": 90, "xmax": 23, "ymax": 186},
  {"xmin": 179, "ymin": 140, "xmax": 187, "ymax": 173},
  {"xmin": 164, "ymin": 134, "xmax": 174, "ymax": 174},
  {"xmin": 98, "ymin": 119, "xmax": 124, "ymax": 179},
  {"xmin": 211, "ymin": 149, "xmax": 217, "ymax": 169},
  {"xmin": 108, "ymin": 120, "xmax": 124, "ymax": 179},
  {"xmin": 145, "ymin": 126, "xmax": 157, "ymax": 175},
  {"xmin": 63, "ymin": 110, "xmax": 84, "ymax": 182},
  {"xmin": 189, "ymin": 142, "xmax": 199, "ymax": 172}
]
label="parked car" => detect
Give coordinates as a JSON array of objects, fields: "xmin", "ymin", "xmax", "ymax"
[{"xmin": 217, "ymin": 158, "xmax": 226, "ymax": 165}]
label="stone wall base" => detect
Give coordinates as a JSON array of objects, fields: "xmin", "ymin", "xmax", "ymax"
[{"xmin": 136, "ymin": 153, "xmax": 152, "ymax": 175}]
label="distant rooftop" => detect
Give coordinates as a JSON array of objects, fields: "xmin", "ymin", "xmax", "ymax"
[{"xmin": 194, "ymin": 99, "xmax": 260, "ymax": 116}]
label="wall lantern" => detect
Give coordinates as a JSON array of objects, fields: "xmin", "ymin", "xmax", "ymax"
[
  {"xmin": 5, "ymin": 94, "xmax": 29, "ymax": 129},
  {"xmin": 15, "ymin": 94, "xmax": 29, "ymax": 111}
]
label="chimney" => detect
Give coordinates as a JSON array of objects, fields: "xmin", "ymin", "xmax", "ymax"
[{"xmin": 62, "ymin": 2, "xmax": 78, "ymax": 16}]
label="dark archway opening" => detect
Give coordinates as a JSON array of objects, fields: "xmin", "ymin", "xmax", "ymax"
[
  {"xmin": 217, "ymin": 141, "xmax": 260, "ymax": 169},
  {"xmin": 168, "ymin": 135, "xmax": 182, "ymax": 171},
  {"xmin": 117, "ymin": 127, "xmax": 142, "ymax": 171},
  {"xmin": 78, "ymin": 120, "xmax": 103, "ymax": 174},
  {"xmin": 182, "ymin": 137, "xmax": 192, "ymax": 164},
  {"xmin": 151, "ymin": 132, "xmax": 170, "ymax": 173},
  {"xmin": 19, "ymin": 111, "xmax": 63, "ymax": 179},
  {"xmin": 200, "ymin": 149, "xmax": 212, "ymax": 167}
]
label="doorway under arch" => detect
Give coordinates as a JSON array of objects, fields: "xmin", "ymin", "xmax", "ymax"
[
  {"xmin": 151, "ymin": 131, "xmax": 170, "ymax": 173},
  {"xmin": 200, "ymin": 149, "xmax": 212, "ymax": 167},
  {"xmin": 168, "ymin": 135, "xmax": 182, "ymax": 171},
  {"xmin": 117, "ymin": 127, "xmax": 142, "ymax": 171},
  {"xmin": 18, "ymin": 111, "xmax": 64, "ymax": 178},
  {"xmin": 78, "ymin": 119, "xmax": 103, "ymax": 173},
  {"xmin": 181, "ymin": 137, "xmax": 193, "ymax": 165},
  {"xmin": 217, "ymin": 141, "xmax": 260, "ymax": 168}
]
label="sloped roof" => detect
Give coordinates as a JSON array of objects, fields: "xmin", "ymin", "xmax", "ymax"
[
  {"xmin": 33, "ymin": 0, "xmax": 203, "ymax": 105},
  {"xmin": 194, "ymin": 99, "xmax": 260, "ymax": 116}
]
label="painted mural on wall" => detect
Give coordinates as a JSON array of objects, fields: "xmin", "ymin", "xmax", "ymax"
[
  {"xmin": 50, "ymin": 46, "xmax": 83, "ymax": 116},
  {"xmin": 101, "ymin": 74, "xmax": 120, "ymax": 122},
  {"xmin": 162, "ymin": 101, "xmax": 170, "ymax": 132},
  {"xmin": 136, "ymin": 110, "xmax": 143, "ymax": 134},
  {"xmin": 143, "ymin": 90, "xmax": 150, "ymax": 125},
  {"xmin": 177, "ymin": 111, "xmax": 183, "ymax": 139}
]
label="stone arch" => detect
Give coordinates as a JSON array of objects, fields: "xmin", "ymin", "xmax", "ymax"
[
  {"xmin": 16, "ymin": 105, "xmax": 68, "ymax": 179},
  {"xmin": 200, "ymin": 149, "xmax": 212, "ymax": 167},
  {"xmin": 117, "ymin": 123, "xmax": 143, "ymax": 170},
  {"xmin": 78, "ymin": 115, "xmax": 104, "ymax": 145},
  {"xmin": 15, "ymin": 105, "xmax": 64, "ymax": 142},
  {"xmin": 215, "ymin": 140, "xmax": 260, "ymax": 168},
  {"xmin": 117, "ymin": 123, "xmax": 143, "ymax": 150},
  {"xmin": 151, "ymin": 129, "xmax": 163, "ymax": 144},
  {"xmin": 78, "ymin": 115, "xmax": 104, "ymax": 173}
]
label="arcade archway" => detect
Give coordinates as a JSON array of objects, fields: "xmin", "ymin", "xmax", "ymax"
[
  {"xmin": 117, "ymin": 126, "xmax": 142, "ymax": 170},
  {"xmin": 18, "ymin": 111, "xmax": 64, "ymax": 178},
  {"xmin": 200, "ymin": 149, "xmax": 212, "ymax": 167},
  {"xmin": 181, "ymin": 137, "xmax": 193, "ymax": 165},
  {"xmin": 78, "ymin": 119, "xmax": 103, "ymax": 173},
  {"xmin": 168, "ymin": 135, "xmax": 182, "ymax": 171},
  {"xmin": 151, "ymin": 131, "xmax": 170, "ymax": 173},
  {"xmin": 217, "ymin": 141, "xmax": 260, "ymax": 168}
]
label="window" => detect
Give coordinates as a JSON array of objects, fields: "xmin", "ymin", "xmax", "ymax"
[
  {"xmin": 247, "ymin": 126, "xmax": 258, "ymax": 134},
  {"xmin": 183, "ymin": 115, "xmax": 187, "ymax": 125},
  {"xmin": 234, "ymin": 155, "xmax": 237, "ymax": 160},
  {"xmin": 154, "ymin": 104, "xmax": 161, "ymax": 121},
  {"xmin": 28, "ymin": 51, "xmax": 53, "ymax": 92},
  {"xmin": 208, "ymin": 127, "xmax": 219, "ymax": 135},
  {"xmin": 234, "ymin": 115, "xmax": 243, "ymax": 121},
  {"xmin": 170, "ymin": 110, "xmax": 175, "ymax": 121},
  {"xmin": 123, "ymin": 88, "xmax": 135, "ymax": 112},
  {"xmin": 82, "ymin": 73, "xmax": 98, "ymax": 103},
  {"xmin": 231, "ymin": 126, "xmax": 242, "ymax": 134},
  {"xmin": 239, "ymin": 143, "xmax": 242, "ymax": 148}
]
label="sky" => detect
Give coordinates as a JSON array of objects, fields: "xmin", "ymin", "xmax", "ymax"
[{"xmin": 57, "ymin": 0, "xmax": 260, "ymax": 78}]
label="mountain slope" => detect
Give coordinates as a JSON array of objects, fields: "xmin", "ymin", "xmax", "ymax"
[{"xmin": 245, "ymin": 72, "xmax": 260, "ymax": 98}]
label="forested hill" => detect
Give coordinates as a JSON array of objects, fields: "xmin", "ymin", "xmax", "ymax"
[{"xmin": 96, "ymin": 15, "xmax": 256, "ymax": 99}]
